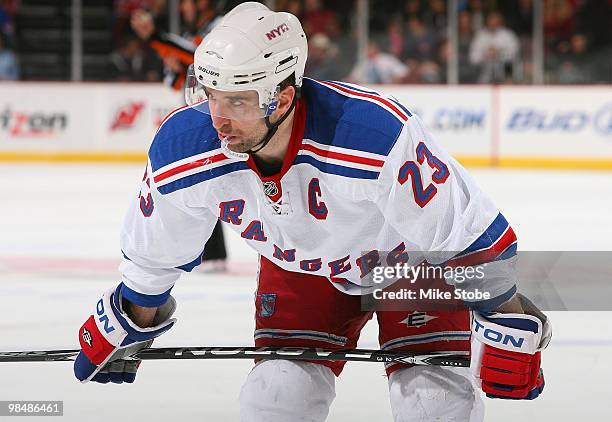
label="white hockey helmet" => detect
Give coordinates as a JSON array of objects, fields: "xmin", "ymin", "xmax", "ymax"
[{"xmin": 185, "ymin": 2, "xmax": 308, "ymax": 120}]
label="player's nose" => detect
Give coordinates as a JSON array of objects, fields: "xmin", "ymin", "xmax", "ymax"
[{"xmin": 211, "ymin": 114, "xmax": 231, "ymax": 132}]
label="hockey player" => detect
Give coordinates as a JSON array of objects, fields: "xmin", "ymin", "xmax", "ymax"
[{"xmin": 74, "ymin": 3, "xmax": 551, "ymax": 421}]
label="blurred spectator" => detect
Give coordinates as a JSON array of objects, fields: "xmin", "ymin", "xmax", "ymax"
[
  {"xmin": 469, "ymin": 12, "xmax": 520, "ymax": 83},
  {"xmin": 422, "ymin": 0, "xmax": 447, "ymax": 34},
  {"xmin": 403, "ymin": 0, "xmax": 422, "ymax": 21},
  {"xmin": 114, "ymin": 0, "xmax": 168, "ymax": 44},
  {"xmin": 555, "ymin": 34, "xmax": 600, "ymax": 84},
  {"xmin": 466, "ymin": 0, "xmax": 487, "ymax": 31},
  {"xmin": 403, "ymin": 16, "xmax": 440, "ymax": 63},
  {"xmin": 131, "ymin": 0, "xmax": 219, "ymax": 40},
  {"xmin": 305, "ymin": 33, "xmax": 344, "ymax": 80},
  {"xmin": 349, "ymin": 40, "xmax": 409, "ymax": 84},
  {"xmin": 0, "ymin": 0, "xmax": 18, "ymax": 15},
  {"xmin": 0, "ymin": 31, "xmax": 18, "ymax": 80},
  {"xmin": 110, "ymin": 35, "xmax": 162, "ymax": 81},
  {"xmin": 458, "ymin": 11, "xmax": 478, "ymax": 82},
  {"xmin": 131, "ymin": 0, "xmax": 222, "ymax": 90},
  {"xmin": 302, "ymin": 0, "xmax": 337, "ymax": 37},
  {"xmin": 116, "ymin": 0, "xmax": 167, "ymax": 17},
  {"xmin": 325, "ymin": 14, "xmax": 356, "ymax": 81},
  {"xmin": 386, "ymin": 19, "xmax": 404, "ymax": 59},
  {"xmin": 277, "ymin": 0, "xmax": 303, "ymax": 18},
  {"xmin": 0, "ymin": 0, "xmax": 16, "ymax": 42},
  {"xmin": 458, "ymin": 10, "xmax": 473, "ymax": 49},
  {"xmin": 576, "ymin": 0, "xmax": 612, "ymax": 50},
  {"xmin": 500, "ymin": 0, "xmax": 534, "ymax": 83},
  {"xmin": 543, "ymin": 0, "xmax": 577, "ymax": 46},
  {"xmin": 499, "ymin": 0, "xmax": 534, "ymax": 37},
  {"xmin": 181, "ymin": 0, "xmax": 222, "ymax": 38}
]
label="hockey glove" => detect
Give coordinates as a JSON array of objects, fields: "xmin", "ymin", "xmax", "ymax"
[
  {"xmin": 74, "ymin": 283, "xmax": 176, "ymax": 384},
  {"xmin": 471, "ymin": 294, "xmax": 552, "ymax": 400}
]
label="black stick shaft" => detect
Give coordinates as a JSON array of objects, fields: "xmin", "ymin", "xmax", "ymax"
[{"xmin": 0, "ymin": 347, "xmax": 469, "ymax": 367}]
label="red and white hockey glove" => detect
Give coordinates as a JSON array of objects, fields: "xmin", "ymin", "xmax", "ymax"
[
  {"xmin": 73, "ymin": 284, "xmax": 176, "ymax": 384},
  {"xmin": 471, "ymin": 294, "xmax": 552, "ymax": 400}
]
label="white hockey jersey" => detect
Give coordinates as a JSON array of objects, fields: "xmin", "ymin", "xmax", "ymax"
[{"xmin": 119, "ymin": 79, "xmax": 518, "ymax": 309}]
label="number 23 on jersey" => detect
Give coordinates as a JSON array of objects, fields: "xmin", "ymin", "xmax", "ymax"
[{"xmin": 397, "ymin": 141, "xmax": 449, "ymax": 208}]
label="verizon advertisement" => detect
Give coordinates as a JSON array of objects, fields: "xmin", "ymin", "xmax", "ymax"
[
  {"xmin": 0, "ymin": 84, "xmax": 84, "ymax": 147},
  {"xmin": 0, "ymin": 83, "xmax": 180, "ymax": 152}
]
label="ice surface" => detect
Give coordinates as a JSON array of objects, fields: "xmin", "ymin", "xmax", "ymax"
[{"xmin": 0, "ymin": 164, "xmax": 610, "ymax": 421}]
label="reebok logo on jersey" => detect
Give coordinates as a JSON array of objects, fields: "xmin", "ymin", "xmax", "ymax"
[
  {"xmin": 82, "ymin": 328, "xmax": 93, "ymax": 348},
  {"xmin": 400, "ymin": 311, "xmax": 438, "ymax": 328}
]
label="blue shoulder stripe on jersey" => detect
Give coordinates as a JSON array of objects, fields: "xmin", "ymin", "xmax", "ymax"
[
  {"xmin": 149, "ymin": 107, "xmax": 219, "ymax": 173},
  {"xmin": 294, "ymin": 154, "xmax": 379, "ymax": 179},
  {"xmin": 455, "ymin": 213, "xmax": 510, "ymax": 257},
  {"xmin": 120, "ymin": 282, "xmax": 172, "ymax": 308},
  {"xmin": 301, "ymin": 78, "xmax": 404, "ymax": 158},
  {"xmin": 388, "ymin": 97, "xmax": 413, "ymax": 117},
  {"xmin": 157, "ymin": 161, "xmax": 250, "ymax": 194}
]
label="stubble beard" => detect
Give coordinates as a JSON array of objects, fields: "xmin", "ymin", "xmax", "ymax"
[
  {"xmin": 228, "ymin": 136, "xmax": 260, "ymax": 153},
  {"xmin": 226, "ymin": 125, "xmax": 267, "ymax": 154}
]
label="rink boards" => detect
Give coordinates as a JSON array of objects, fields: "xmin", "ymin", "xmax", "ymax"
[{"xmin": 0, "ymin": 82, "xmax": 611, "ymax": 169}]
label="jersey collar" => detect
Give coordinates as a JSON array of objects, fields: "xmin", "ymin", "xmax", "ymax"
[{"xmin": 246, "ymin": 97, "xmax": 306, "ymax": 181}]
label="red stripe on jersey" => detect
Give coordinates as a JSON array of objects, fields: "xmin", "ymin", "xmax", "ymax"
[
  {"xmin": 302, "ymin": 143, "xmax": 385, "ymax": 168},
  {"xmin": 154, "ymin": 152, "xmax": 227, "ymax": 183},
  {"xmin": 448, "ymin": 227, "xmax": 518, "ymax": 268},
  {"xmin": 318, "ymin": 80, "xmax": 409, "ymax": 122}
]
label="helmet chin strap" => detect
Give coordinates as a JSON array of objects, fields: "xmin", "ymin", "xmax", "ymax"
[{"xmin": 248, "ymin": 92, "xmax": 298, "ymax": 155}]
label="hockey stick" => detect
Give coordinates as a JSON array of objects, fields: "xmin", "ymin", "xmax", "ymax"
[{"xmin": 0, "ymin": 346, "xmax": 470, "ymax": 367}]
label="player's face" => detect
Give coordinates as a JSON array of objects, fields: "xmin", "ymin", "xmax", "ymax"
[
  {"xmin": 208, "ymin": 85, "xmax": 296, "ymax": 154},
  {"xmin": 207, "ymin": 88, "xmax": 271, "ymax": 153},
  {"xmin": 213, "ymin": 115, "xmax": 270, "ymax": 154}
]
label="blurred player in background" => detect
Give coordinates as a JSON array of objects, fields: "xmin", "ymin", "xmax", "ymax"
[
  {"xmin": 73, "ymin": 3, "xmax": 552, "ymax": 421},
  {"xmin": 131, "ymin": 0, "xmax": 227, "ymax": 270}
]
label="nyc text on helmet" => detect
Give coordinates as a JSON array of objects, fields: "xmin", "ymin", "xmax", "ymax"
[{"xmin": 186, "ymin": 2, "xmax": 308, "ymax": 122}]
